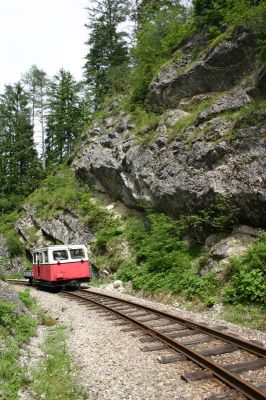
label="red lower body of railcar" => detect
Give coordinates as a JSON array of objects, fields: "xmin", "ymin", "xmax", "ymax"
[{"xmin": 32, "ymin": 261, "xmax": 90, "ymax": 287}]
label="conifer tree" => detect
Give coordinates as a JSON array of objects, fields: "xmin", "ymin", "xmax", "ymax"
[
  {"xmin": 132, "ymin": 0, "xmax": 182, "ymax": 31},
  {"xmin": 0, "ymin": 83, "xmax": 42, "ymax": 211},
  {"xmin": 84, "ymin": 0, "xmax": 130, "ymax": 109},
  {"xmin": 45, "ymin": 69, "xmax": 83, "ymax": 166},
  {"xmin": 22, "ymin": 65, "xmax": 49, "ymax": 169}
]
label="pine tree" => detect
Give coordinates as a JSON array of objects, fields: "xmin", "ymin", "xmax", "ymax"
[
  {"xmin": 132, "ymin": 0, "xmax": 183, "ymax": 31},
  {"xmin": 22, "ymin": 65, "xmax": 49, "ymax": 169},
  {"xmin": 0, "ymin": 83, "xmax": 43, "ymax": 211},
  {"xmin": 45, "ymin": 69, "xmax": 83, "ymax": 166},
  {"xmin": 84, "ymin": 0, "xmax": 130, "ymax": 109}
]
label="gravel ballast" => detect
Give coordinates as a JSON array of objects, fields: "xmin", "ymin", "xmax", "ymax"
[{"xmin": 20, "ymin": 286, "xmax": 266, "ymax": 400}]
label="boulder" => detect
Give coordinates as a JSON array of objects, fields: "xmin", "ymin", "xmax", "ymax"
[
  {"xmin": 254, "ymin": 63, "xmax": 266, "ymax": 98},
  {"xmin": 0, "ymin": 280, "xmax": 28, "ymax": 314},
  {"xmin": 147, "ymin": 30, "xmax": 257, "ymax": 110},
  {"xmin": 200, "ymin": 225, "xmax": 260, "ymax": 275},
  {"xmin": 113, "ymin": 280, "xmax": 123, "ymax": 289},
  {"xmin": 0, "ymin": 235, "xmax": 8, "ymax": 257},
  {"xmin": 196, "ymin": 89, "xmax": 252, "ymax": 125}
]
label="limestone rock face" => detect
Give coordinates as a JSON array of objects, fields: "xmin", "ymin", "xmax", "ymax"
[
  {"xmin": 147, "ymin": 30, "xmax": 256, "ymax": 110},
  {"xmin": 72, "ymin": 106, "xmax": 266, "ymax": 227},
  {"xmin": 70, "ymin": 30, "xmax": 265, "ymax": 229},
  {"xmin": 0, "ymin": 280, "xmax": 28, "ymax": 314},
  {"xmin": 196, "ymin": 89, "xmax": 252, "ymax": 125},
  {"xmin": 0, "ymin": 235, "xmax": 8, "ymax": 258},
  {"xmin": 200, "ymin": 225, "xmax": 260, "ymax": 275},
  {"xmin": 254, "ymin": 63, "xmax": 266, "ymax": 98},
  {"xmin": 16, "ymin": 208, "xmax": 93, "ymax": 254},
  {"xmin": 0, "ymin": 234, "xmax": 26, "ymax": 276}
]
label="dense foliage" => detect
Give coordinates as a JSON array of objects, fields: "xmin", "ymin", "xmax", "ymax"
[
  {"xmin": 91, "ymin": 211, "xmax": 266, "ymax": 308},
  {"xmin": 84, "ymin": 0, "xmax": 130, "ymax": 109},
  {"xmin": 22, "ymin": 65, "xmax": 48, "ymax": 168},
  {"xmin": 27, "ymin": 165, "xmax": 111, "ymax": 231},
  {"xmin": 0, "ymin": 290, "xmax": 37, "ymax": 399},
  {"xmin": 45, "ymin": 70, "xmax": 85, "ymax": 167},
  {"xmin": 0, "ymin": 83, "xmax": 44, "ymax": 213}
]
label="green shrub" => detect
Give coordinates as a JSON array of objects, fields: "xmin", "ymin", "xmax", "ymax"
[
  {"xmin": 18, "ymin": 288, "xmax": 36, "ymax": 309},
  {"xmin": 93, "ymin": 222, "xmax": 123, "ymax": 252},
  {"xmin": 5, "ymin": 230, "xmax": 24, "ymax": 257},
  {"xmin": 129, "ymin": 7, "xmax": 191, "ymax": 106},
  {"xmin": 116, "ymin": 260, "xmax": 138, "ymax": 282},
  {"xmin": 224, "ymin": 233, "xmax": 266, "ymax": 305},
  {"xmin": 27, "ymin": 164, "xmax": 111, "ymax": 231},
  {"xmin": 224, "ymin": 267, "xmax": 266, "ymax": 304}
]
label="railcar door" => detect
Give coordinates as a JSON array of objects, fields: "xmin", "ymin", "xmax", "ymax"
[{"xmin": 37, "ymin": 252, "xmax": 43, "ymax": 278}]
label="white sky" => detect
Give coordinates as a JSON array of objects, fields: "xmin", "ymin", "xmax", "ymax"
[
  {"xmin": 0, "ymin": 1, "xmax": 191, "ymax": 93},
  {"xmin": 0, "ymin": 0, "xmax": 91, "ymax": 92}
]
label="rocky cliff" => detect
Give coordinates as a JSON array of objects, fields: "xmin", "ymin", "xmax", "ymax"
[{"xmin": 71, "ymin": 29, "xmax": 266, "ymax": 228}]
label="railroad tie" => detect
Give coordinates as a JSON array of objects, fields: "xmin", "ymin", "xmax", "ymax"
[
  {"xmin": 159, "ymin": 325, "xmax": 188, "ymax": 333},
  {"xmin": 182, "ymin": 358, "xmax": 266, "ymax": 382},
  {"xmin": 114, "ymin": 321, "xmax": 132, "ymax": 326},
  {"xmin": 199, "ymin": 344, "xmax": 237, "ymax": 357},
  {"xmin": 127, "ymin": 312, "xmax": 150, "ymax": 318},
  {"xmin": 157, "ymin": 354, "xmax": 188, "ymax": 364},
  {"xmin": 105, "ymin": 316, "xmax": 122, "ymax": 321},
  {"xmin": 181, "ymin": 369, "xmax": 214, "ymax": 382},
  {"xmin": 204, "ymin": 390, "xmax": 238, "ymax": 400},
  {"xmin": 254, "ymin": 381, "xmax": 266, "ymax": 393},
  {"xmin": 157, "ymin": 345, "xmax": 237, "ymax": 364},
  {"xmin": 168, "ymin": 329, "xmax": 201, "ymax": 338},
  {"xmin": 137, "ymin": 315, "xmax": 162, "ymax": 323},
  {"xmin": 224, "ymin": 358, "xmax": 266, "ymax": 373},
  {"xmin": 141, "ymin": 343, "xmax": 169, "ymax": 352},
  {"xmin": 121, "ymin": 326, "xmax": 141, "ymax": 333},
  {"xmin": 179, "ymin": 335, "xmax": 213, "ymax": 345},
  {"xmin": 139, "ymin": 336, "xmax": 159, "ymax": 343}
]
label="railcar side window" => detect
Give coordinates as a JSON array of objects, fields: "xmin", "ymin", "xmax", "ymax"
[
  {"xmin": 39, "ymin": 253, "xmax": 43, "ymax": 263},
  {"xmin": 70, "ymin": 249, "xmax": 85, "ymax": 259},
  {"xmin": 43, "ymin": 251, "xmax": 48, "ymax": 263},
  {"xmin": 53, "ymin": 250, "xmax": 68, "ymax": 261}
]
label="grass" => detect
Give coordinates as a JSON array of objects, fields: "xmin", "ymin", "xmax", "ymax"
[
  {"xmin": 0, "ymin": 290, "xmax": 37, "ymax": 400},
  {"xmin": 131, "ymin": 107, "xmax": 161, "ymax": 145},
  {"xmin": 26, "ymin": 164, "xmax": 112, "ymax": 234},
  {"xmin": 30, "ymin": 326, "xmax": 87, "ymax": 400},
  {"xmin": 167, "ymin": 98, "xmax": 215, "ymax": 142},
  {"xmin": 219, "ymin": 304, "xmax": 266, "ymax": 331},
  {"xmin": 0, "ymin": 287, "xmax": 89, "ymax": 399}
]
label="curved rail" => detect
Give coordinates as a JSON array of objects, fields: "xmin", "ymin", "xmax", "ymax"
[
  {"xmin": 83, "ymin": 289, "xmax": 266, "ymax": 358},
  {"xmin": 62, "ymin": 289, "xmax": 266, "ymax": 400}
]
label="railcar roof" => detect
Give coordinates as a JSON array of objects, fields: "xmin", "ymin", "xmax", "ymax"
[{"xmin": 32, "ymin": 244, "xmax": 86, "ymax": 253}]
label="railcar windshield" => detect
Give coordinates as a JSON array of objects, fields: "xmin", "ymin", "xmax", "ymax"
[
  {"xmin": 70, "ymin": 248, "xmax": 85, "ymax": 259},
  {"xmin": 53, "ymin": 250, "xmax": 68, "ymax": 261}
]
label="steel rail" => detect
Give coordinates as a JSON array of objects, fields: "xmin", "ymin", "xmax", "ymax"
[
  {"xmin": 82, "ymin": 289, "xmax": 266, "ymax": 358},
  {"xmin": 63, "ymin": 290, "xmax": 266, "ymax": 400},
  {"xmin": 6, "ymin": 279, "xmax": 28, "ymax": 285}
]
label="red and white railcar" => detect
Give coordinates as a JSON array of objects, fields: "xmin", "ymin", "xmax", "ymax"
[{"xmin": 24, "ymin": 244, "xmax": 90, "ymax": 288}]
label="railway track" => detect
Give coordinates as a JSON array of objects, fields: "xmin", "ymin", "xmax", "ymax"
[
  {"xmin": 61, "ymin": 288, "xmax": 266, "ymax": 400},
  {"xmin": 8, "ymin": 279, "xmax": 266, "ymax": 399},
  {"xmin": 6, "ymin": 278, "xmax": 29, "ymax": 285}
]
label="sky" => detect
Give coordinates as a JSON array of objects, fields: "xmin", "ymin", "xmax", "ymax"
[
  {"xmin": 0, "ymin": 0, "xmax": 91, "ymax": 92},
  {"xmin": 0, "ymin": 1, "xmax": 191, "ymax": 93}
]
